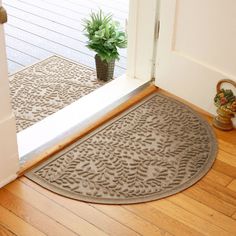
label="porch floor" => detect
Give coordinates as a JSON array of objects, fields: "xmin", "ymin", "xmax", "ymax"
[{"xmin": 2, "ymin": 0, "xmax": 128, "ymax": 77}]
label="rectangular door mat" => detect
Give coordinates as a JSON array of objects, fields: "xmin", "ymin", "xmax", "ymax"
[{"xmin": 9, "ymin": 55, "xmax": 106, "ymax": 132}]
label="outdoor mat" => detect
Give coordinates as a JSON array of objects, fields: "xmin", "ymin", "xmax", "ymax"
[
  {"xmin": 9, "ymin": 55, "xmax": 106, "ymax": 132},
  {"xmin": 25, "ymin": 92, "xmax": 218, "ymax": 204}
]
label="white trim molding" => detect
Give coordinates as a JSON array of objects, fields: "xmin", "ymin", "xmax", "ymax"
[
  {"xmin": 0, "ymin": 21, "xmax": 19, "ymax": 187},
  {"xmin": 0, "ymin": 114, "xmax": 19, "ymax": 185},
  {"xmin": 0, "ymin": 174, "xmax": 18, "ymax": 188},
  {"xmin": 127, "ymin": 0, "xmax": 158, "ymax": 81}
]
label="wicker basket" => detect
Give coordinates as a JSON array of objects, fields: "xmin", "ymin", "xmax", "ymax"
[{"xmin": 95, "ymin": 54, "xmax": 115, "ymax": 81}]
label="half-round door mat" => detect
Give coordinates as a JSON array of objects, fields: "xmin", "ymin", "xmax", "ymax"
[{"xmin": 25, "ymin": 92, "xmax": 218, "ymax": 204}]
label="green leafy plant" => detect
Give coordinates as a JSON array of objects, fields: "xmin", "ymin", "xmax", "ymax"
[{"xmin": 83, "ymin": 10, "xmax": 127, "ymax": 63}]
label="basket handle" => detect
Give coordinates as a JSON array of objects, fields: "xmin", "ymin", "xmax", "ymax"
[{"xmin": 216, "ymin": 79, "xmax": 236, "ymax": 93}]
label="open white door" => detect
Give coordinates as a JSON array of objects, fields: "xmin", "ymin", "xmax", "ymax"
[
  {"xmin": 155, "ymin": 0, "xmax": 236, "ymax": 121},
  {"xmin": 0, "ymin": 2, "xmax": 19, "ymax": 187}
]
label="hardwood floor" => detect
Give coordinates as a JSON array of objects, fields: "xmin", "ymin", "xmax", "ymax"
[
  {"xmin": 2, "ymin": 0, "xmax": 128, "ymax": 77},
  {"xmin": 0, "ymin": 85, "xmax": 236, "ymax": 236}
]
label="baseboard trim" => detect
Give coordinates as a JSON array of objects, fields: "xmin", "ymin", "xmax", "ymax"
[{"xmin": 0, "ymin": 174, "xmax": 17, "ymax": 188}]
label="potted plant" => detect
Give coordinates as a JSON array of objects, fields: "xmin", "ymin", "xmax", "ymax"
[{"xmin": 83, "ymin": 10, "xmax": 127, "ymax": 81}]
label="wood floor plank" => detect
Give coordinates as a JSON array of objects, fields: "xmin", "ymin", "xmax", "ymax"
[
  {"xmin": 214, "ymin": 130, "xmax": 236, "ymax": 146},
  {"xmin": 183, "ymin": 185, "xmax": 236, "ymax": 217},
  {"xmin": 213, "ymin": 160, "xmax": 236, "ymax": 178},
  {"xmin": 0, "ymin": 224, "xmax": 16, "ymax": 236},
  {"xmin": 5, "ymin": 0, "xmax": 84, "ymax": 31},
  {"xmin": 150, "ymin": 199, "xmax": 234, "ymax": 236},
  {"xmin": 0, "ymin": 205, "xmax": 46, "ymax": 236},
  {"xmin": 20, "ymin": 177, "xmax": 139, "ymax": 236},
  {"xmin": 6, "ymin": 47, "xmax": 38, "ymax": 67},
  {"xmin": 7, "ymin": 16, "xmax": 96, "ymax": 58},
  {"xmin": 227, "ymin": 179, "xmax": 236, "ymax": 192},
  {"xmin": 5, "ymin": 0, "xmax": 83, "ymax": 32},
  {"xmin": 82, "ymin": 0, "xmax": 128, "ymax": 12},
  {"xmin": 7, "ymin": 60, "xmax": 24, "ymax": 74},
  {"xmin": 5, "ymin": 4, "xmax": 126, "ymax": 66},
  {"xmin": 168, "ymin": 193, "xmax": 236, "ymax": 234},
  {"xmin": 203, "ymin": 169, "xmax": 233, "ymax": 186},
  {"xmin": 218, "ymin": 139, "xmax": 236, "ymax": 156},
  {"xmin": 43, "ymin": 0, "xmax": 127, "ymax": 21},
  {"xmin": 6, "ymin": 1, "xmax": 127, "ymax": 53},
  {"xmin": 5, "ymin": 25, "xmax": 94, "ymax": 65},
  {"xmin": 6, "ymin": 0, "xmax": 127, "ymax": 31},
  {"xmin": 0, "ymin": 188, "xmax": 78, "ymax": 236},
  {"xmin": 6, "ymin": 35, "xmax": 51, "ymax": 60},
  {"xmin": 5, "ymin": 180, "xmax": 108, "ymax": 236},
  {"xmin": 162, "ymin": 232, "xmax": 174, "ymax": 236},
  {"xmin": 5, "ymin": 26, "xmax": 125, "ymax": 77},
  {"xmin": 217, "ymin": 149, "xmax": 236, "ymax": 168},
  {"xmin": 124, "ymin": 204, "xmax": 203, "ymax": 236},
  {"xmin": 7, "ymin": 0, "xmax": 127, "ymax": 51},
  {"xmin": 6, "ymin": 5, "xmax": 86, "ymax": 43},
  {"xmin": 196, "ymin": 179, "xmax": 236, "ymax": 207},
  {"xmin": 4, "ymin": 0, "xmax": 127, "ymax": 76},
  {"xmin": 92, "ymin": 204, "xmax": 166, "ymax": 236},
  {"xmin": 232, "ymin": 213, "xmax": 236, "ymax": 220}
]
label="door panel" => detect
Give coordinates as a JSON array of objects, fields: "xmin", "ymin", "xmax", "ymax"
[
  {"xmin": 174, "ymin": 0, "xmax": 236, "ymax": 75},
  {"xmin": 155, "ymin": 0, "xmax": 236, "ymax": 121}
]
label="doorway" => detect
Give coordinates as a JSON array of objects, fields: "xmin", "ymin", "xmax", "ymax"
[
  {"xmin": 4, "ymin": 0, "xmax": 129, "ymax": 136},
  {"xmin": 0, "ymin": 0, "xmax": 158, "ymax": 185}
]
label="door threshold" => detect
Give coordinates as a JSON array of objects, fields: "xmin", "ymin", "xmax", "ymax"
[{"xmin": 18, "ymin": 79, "xmax": 156, "ymax": 175}]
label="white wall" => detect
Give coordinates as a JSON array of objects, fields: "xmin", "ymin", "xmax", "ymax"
[{"xmin": 0, "ymin": 13, "xmax": 19, "ymax": 187}]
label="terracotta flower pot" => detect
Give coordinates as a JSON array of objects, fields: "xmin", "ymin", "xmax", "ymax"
[{"xmin": 95, "ymin": 54, "xmax": 115, "ymax": 81}]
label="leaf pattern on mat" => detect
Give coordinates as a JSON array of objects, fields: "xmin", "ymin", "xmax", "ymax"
[
  {"xmin": 26, "ymin": 93, "xmax": 217, "ymax": 204},
  {"xmin": 9, "ymin": 56, "xmax": 106, "ymax": 132}
]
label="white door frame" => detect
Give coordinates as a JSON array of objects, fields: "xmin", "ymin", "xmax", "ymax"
[
  {"xmin": 0, "ymin": 0, "xmax": 158, "ymax": 186},
  {"xmin": 127, "ymin": 0, "xmax": 158, "ymax": 80},
  {"xmin": 0, "ymin": 0, "xmax": 19, "ymax": 187}
]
